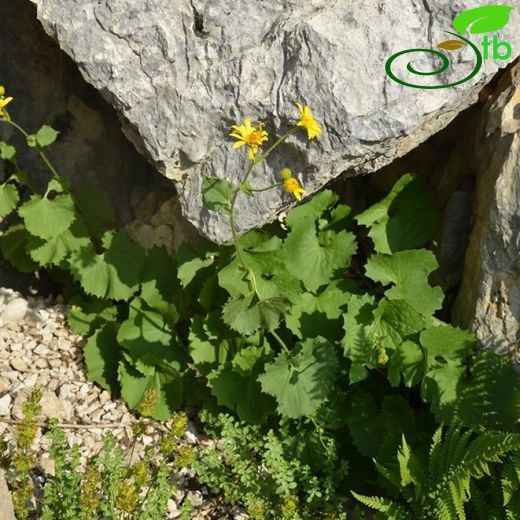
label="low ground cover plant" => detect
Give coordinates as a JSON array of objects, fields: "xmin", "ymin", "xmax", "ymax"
[
  {"xmin": 2, "ymin": 388, "xmax": 193, "ymax": 519},
  {"xmin": 0, "ymin": 86, "xmax": 519, "ymax": 518}
]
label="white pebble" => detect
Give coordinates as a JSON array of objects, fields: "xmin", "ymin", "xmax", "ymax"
[
  {"xmin": 33, "ymin": 344, "xmax": 49, "ymax": 356},
  {"xmin": 10, "ymin": 357, "xmax": 28, "ymax": 372},
  {"xmin": 1, "ymin": 298, "xmax": 28, "ymax": 325},
  {"xmin": 0, "ymin": 394, "xmax": 12, "ymax": 416},
  {"xmin": 186, "ymin": 490, "xmax": 204, "ymax": 507}
]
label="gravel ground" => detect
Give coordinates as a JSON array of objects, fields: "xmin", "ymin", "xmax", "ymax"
[{"xmin": 0, "ymin": 287, "xmax": 242, "ymax": 519}]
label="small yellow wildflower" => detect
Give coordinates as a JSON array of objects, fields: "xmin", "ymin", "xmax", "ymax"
[
  {"xmin": 281, "ymin": 496, "xmax": 299, "ymax": 517},
  {"xmin": 296, "ymin": 103, "xmax": 322, "ymax": 140},
  {"xmin": 281, "ymin": 168, "xmax": 306, "ymax": 201},
  {"xmin": 170, "ymin": 412, "xmax": 188, "ymax": 438},
  {"xmin": 0, "ymin": 86, "xmax": 13, "ymax": 117},
  {"xmin": 173, "ymin": 444, "xmax": 195, "ymax": 469},
  {"xmin": 229, "ymin": 118, "xmax": 269, "ymax": 160},
  {"xmin": 138, "ymin": 388, "xmax": 158, "ymax": 417},
  {"xmin": 116, "ymin": 479, "xmax": 139, "ymax": 513},
  {"xmin": 378, "ymin": 350, "xmax": 389, "ymax": 365},
  {"xmin": 247, "ymin": 501, "xmax": 266, "ymax": 519},
  {"xmin": 80, "ymin": 463, "xmax": 102, "ymax": 513},
  {"xmin": 133, "ymin": 460, "xmax": 150, "ymax": 487}
]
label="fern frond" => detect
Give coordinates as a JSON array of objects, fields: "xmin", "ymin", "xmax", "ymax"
[
  {"xmin": 375, "ymin": 459, "xmax": 402, "ymax": 489},
  {"xmin": 462, "ymin": 433, "xmax": 520, "ymax": 481},
  {"xmin": 448, "ymin": 479, "xmax": 467, "ymax": 520},
  {"xmin": 468, "ymin": 481, "xmax": 489, "ymax": 520},
  {"xmin": 428, "ymin": 426, "xmax": 444, "ymax": 485},
  {"xmin": 502, "ymin": 452, "xmax": 520, "ymax": 519},
  {"xmin": 427, "ymin": 431, "xmax": 520, "ymax": 520},
  {"xmin": 502, "ymin": 452, "xmax": 520, "ymax": 506},
  {"xmin": 432, "ymin": 491, "xmax": 459, "ymax": 520},
  {"xmin": 447, "ymin": 426, "xmax": 472, "ymax": 469},
  {"xmin": 398, "ymin": 436, "xmax": 414, "ymax": 487},
  {"xmin": 351, "ymin": 492, "xmax": 411, "ymax": 520},
  {"xmin": 368, "ymin": 427, "xmax": 520, "ymax": 520}
]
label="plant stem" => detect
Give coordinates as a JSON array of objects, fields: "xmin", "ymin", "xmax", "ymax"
[
  {"xmin": 270, "ymin": 330, "xmax": 291, "ymax": 356},
  {"xmin": 228, "ymin": 127, "xmax": 298, "ymax": 293},
  {"xmin": 1, "ymin": 118, "xmax": 63, "ymax": 183},
  {"xmin": 138, "ymin": 466, "xmax": 156, "ymax": 513},
  {"xmin": 255, "ymin": 127, "xmax": 298, "ymax": 163},
  {"xmin": 248, "ymin": 183, "xmax": 281, "ymax": 193},
  {"xmin": 229, "ymin": 162, "xmax": 257, "ymax": 294},
  {"xmin": 0, "ymin": 115, "xmax": 99, "ymax": 223},
  {"xmin": 227, "ymin": 126, "xmax": 300, "ymax": 356}
]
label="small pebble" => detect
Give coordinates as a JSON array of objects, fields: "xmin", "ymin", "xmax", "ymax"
[
  {"xmin": 2, "ymin": 297, "xmax": 28, "ymax": 325},
  {"xmin": 10, "ymin": 358, "xmax": 28, "ymax": 372},
  {"xmin": 0, "ymin": 394, "xmax": 12, "ymax": 416},
  {"xmin": 186, "ymin": 490, "xmax": 204, "ymax": 508}
]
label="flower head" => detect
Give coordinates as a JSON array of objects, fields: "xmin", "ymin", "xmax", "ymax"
[
  {"xmin": 0, "ymin": 86, "xmax": 13, "ymax": 118},
  {"xmin": 230, "ymin": 118, "xmax": 269, "ymax": 160},
  {"xmin": 296, "ymin": 103, "xmax": 322, "ymax": 140},
  {"xmin": 377, "ymin": 350, "xmax": 389, "ymax": 365},
  {"xmin": 281, "ymin": 168, "xmax": 306, "ymax": 201},
  {"xmin": 138, "ymin": 388, "xmax": 158, "ymax": 417}
]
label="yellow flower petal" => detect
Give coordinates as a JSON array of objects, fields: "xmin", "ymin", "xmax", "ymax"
[
  {"xmin": 282, "ymin": 176, "xmax": 306, "ymax": 201},
  {"xmin": 0, "ymin": 96, "xmax": 13, "ymax": 117},
  {"xmin": 295, "ymin": 103, "xmax": 322, "ymax": 140},
  {"xmin": 294, "ymin": 188, "xmax": 305, "ymax": 201}
]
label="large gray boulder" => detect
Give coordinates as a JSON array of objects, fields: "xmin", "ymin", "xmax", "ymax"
[{"xmin": 30, "ymin": 0, "xmax": 520, "ymax": 242}]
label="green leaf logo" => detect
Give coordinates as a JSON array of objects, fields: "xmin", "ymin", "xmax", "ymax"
[{"xmin": 453, "ymin": 5, "xmax": 513, "ymax": 35}]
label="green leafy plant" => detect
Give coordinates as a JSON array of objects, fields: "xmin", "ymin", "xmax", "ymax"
[
  {"xmin": 4, "ymin": 388, "xmax": 43, "ymax": 520},
  {"xmin": 193, "ymin": 411, "xmax": 348, "ymax": 519},
  {"xmin": 2, "ymin": 87, "xmax": 520, "ymax": 518},
  {"xmin": 3, "ymin": 390, "xmax": 192, "ymax": 519},
  {"xmin": 353, "ymin": 425, "xmax": 520, "ymax": 519}
]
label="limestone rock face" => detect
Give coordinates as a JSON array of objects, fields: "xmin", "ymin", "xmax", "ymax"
[
  {"xmin": 453, "ymin": 64, "xmax": 520, "ymax": 354},
  {"xmin": 30, "ymin": 0, "xmax": 519, "ymax": 242}
]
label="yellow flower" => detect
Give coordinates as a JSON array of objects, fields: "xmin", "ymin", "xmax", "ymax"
[
  {"xmin": 378, "ymin": 350, "xmax": 389, "ymax": 365},
  {"xmin": 229, "ymin": 118, "xmax": 269, "ymax": 160},
  {"xmin": 138, "ymin": 388, "xmax": 158, "ymax": 417},
  {"xmin": 281, "ymin": 496, "xmax": 299, "ymax": 516},
  {"xmin": 282, "ymin": 176, "xmax": 306, "ymax": 201},
  {"xmin": 296, "ymin": 103, "xmax": 322, "ymax": 140},
  {"xmin": 0, "ymin": 85, "xmax": 13, "ymax": 117}
]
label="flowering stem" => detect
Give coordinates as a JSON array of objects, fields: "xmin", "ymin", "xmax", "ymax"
[
  {"xmin": 254, "ymin": 127, "xmax": 298, "ymax": 163},
  {"xmin": 248, "ymin": 183, "xmax": 281, "ymax": 193},
  {"xmin": 228, "ymin": 126, "xmax": 300, "ymax": 356},
  {"xmin": 0, "ymin": 116, "xmax": 98, "ymax": 224},
  {"xmin": 229, "ymin": 166, "xmax": 259, "ymax": 296},
  {"xmin": 1, "ymin": 118, "xmax": 63, "ymax": 184},
  {"xmin": 228, "ymin": 125, "xmax": 298, "ymax": 276}
]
